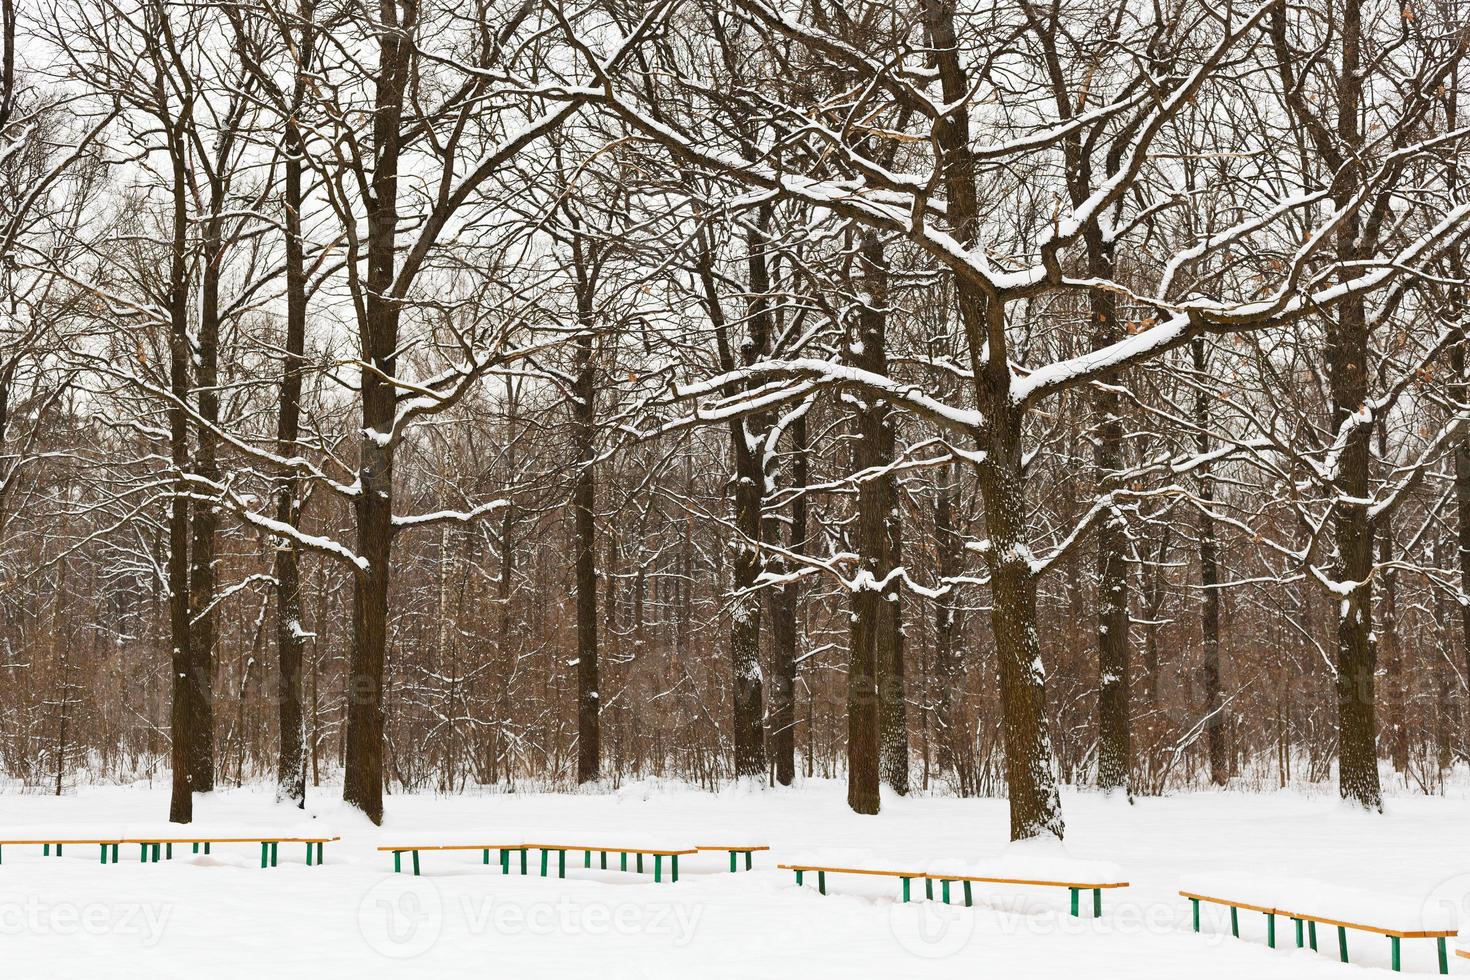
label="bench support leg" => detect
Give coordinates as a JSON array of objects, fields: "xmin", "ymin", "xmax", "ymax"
[
  {"xmin": 1338, "ymin": 925, "xmax": 1348, "ymax": 963},
  {"xmin": 520, "ymin": 848, "xmax": 528, "ymax": 875},
  {"xmin": 655, "ymin": 855, "xmax": 662, "ymax": 883},
  {"xmin": 271, "ymin": 842, "xmax": 278, "ymax": 867},
  {"xmin": 1078, "ymin": 889, "xmax": 1086, "ymax": 921},
  {"xmin": 1231, "ymin": 906, "xmax": 1239, "ymax": 938},
  {"xmin": 1094, "ymin": 888, "xmax": 1102, "ymax": 917},
  {"xmin": 192, "ymin": 843, "xmax": 199, "ymax": 854},
  {"xmin": 409, "ymin": 850, "xmax": 418, "ymax": 876},
  {"xmin": 113, "ymin": 844, "xmax": 119, "ymax": 863},
  {"xmin": 501, "ymin": 849, "xmax": 510, "ymax": 874},
  {"xmin": 1294, "ymin": 918, "xmax": 1303, "ymax": 948},
  {"xmin": 1266, "ymin": 913, "xmax": 1275, "ymax": 948},
  {"xmin": 99, "ymin": 844, "xmax": 107, "ymax": 864},
  {"xmin": 964, "ymin": 881, "xmax": 973, "ymax": 908},
  {"xmin": 541, "ymin": 848, "xmax": 549, "ymax": 877},
  {"xmin": 600, "ymin": 850, "xmax": 607, "ymax": 871},
  {"xmin": 637, "ymin": 853, "xmax": 644, "ymax": 873},
  {"xmin": 483, "ymin": 848, "xmax": 489, "ymax": 866},
  {"xmin": 43, "ymin": 844, "xmax": 49, "ymax": 856},
  {"xmin": 559, "ymin": 850, "xmax": 566, "ymax": 879},
  {"xmin": 818, "ymin": 870, "xmax": 826, "ymax": 895},
  {"xmin": 1390, "ymin": 936, "xmax": 1401, "ymax": 972},
  {"xmin": 746, "ymin": 850, "xmax": 753, "ymax": 871},
  {"xmin": 620, "ymin": 852, "xmax": 627, "ymax": 873},
  {"xmin": 306, "ymin": 843, "xmax": 313, "ymax": 867},
  {"xmin": 1438, "ymin": 936, "xmax": 1448, "ymax": 974},
  {"xmin": 1190, "ymin": 897, "xmax": 1199, "ymax": 932},
  {"xmin": 901, "ymin": 877, "xmax": 910, "ymax": 902},
  {"xmin": 394, "ymin": 851, "xmax": 401, "ymax": 874},
  {"xmin": 941, "ymin": 880, "xmax": 951, "ymax": 904},
  {"xmin": 730, "ymin": 851, "xmax": 737, "ymax": 873},
  {"xmin": 925, "ymin": 878, "xmax": 933, "ymax": 901},
  {"xmin": 317, "ymin": 842, "xmax": 323, "ymax": 865},
  {"xmin": 673, "ymin": 855, "xmax": 679, "ymax": 883},
  {"xmin": 795, "ymin": 870, "xmax": 803, "ymax": 887},
  {"xmin": 1309, "ymin": 921, "xmax": 1317, "ymax": 951}
]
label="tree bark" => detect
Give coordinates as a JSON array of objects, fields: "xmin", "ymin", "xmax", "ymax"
[{"xmin": 1193, "ymin": 340, "xmax": 1227, "ymax": 786}]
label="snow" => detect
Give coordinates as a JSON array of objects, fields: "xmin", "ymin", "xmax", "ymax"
[
  {"xmin": 1182, "ymin": 871, "xmax": 1457, "ymax": 932},
  {"xmin": 1, "ymin": 782, "xmax": 1466, "ymax": 977}
]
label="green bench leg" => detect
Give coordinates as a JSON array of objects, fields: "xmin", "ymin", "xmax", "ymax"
[
  {"xmin": 205, "ymin": 842, "xmax": 211, "ymax": 855},
  {"xmin": 1231, "ymin": 906, "xmax": 1239, "ymax": 938},
  {"xmin": 1339, "ymin": 925, "xmax": 1348, "ymax": 962},
  {"xmin": 112, "ymin": 844, "xmax": 119, "ymax": 863},
  {"xmin": 501, "ymin": 849, "xmax": 509, "ymax": 874},
  {"xmin": 520, "ymin": 848, "xmax": 527, "ymax": 875},
  {"xmin": 43, "ymin": 843, "xmax": 50, "ymax": 856},
  {"xmin": 192, "ymin": 843, "xmax": 199, "ymax": 854},
  {"xmin": 316, "ymin": 842, "xmax": 323, "ymax": 865},
  {"xmin": 730, "ymin": 851, "xmax": 737, "ymax": 873},
  {"xmin": 99, "ymin": 844, "xmax": 108, "ymax": 864},
  {"xmin": 412, "ymin": 850, "xmax": 420, "ymax": 876},
  {"xmin": 152, "ymin": 843, "xmax": 161, "ymax": 863},
  {"xmin": 541, "ymin": 849, "xmax": 549, "ymax": 877},
  {"xmin": 1294, "ymin": 918, "xmax": 1303, "ymax": 948},
  {"xmin": 901, "ymin": 877, "xmax": 910, "ymax": 902},
  {"xmin": 1079, "ymin": 889, "xmax": 1086, "ymax": 921},
  {"xmin": 483, "ymin": 848, "xmax": 490, "ymax": 865},
  {"xmin": 818, "ymin": 870, "xmax": 826, "ymax": 895},
  {"xmin": 262, "ymin": 842, "xmax": 269, "ymax": 869},
  {"xmin": 271, "ymin": 842, "xmax": 278, "ymax": 867},
  {"xmin": 637, "ymin": 853, "xmax": 644, "ymax": 873},
  {"xmin": 620, "ymin": 852, "xmax": 628, "ymax": 872},
  {"xmin": 306, "ymin": 843, "xmax": 314, "ymax": 866},
  {"xmin": 941, "ymin": 880, "xmax": 951, "ymax": 904},
  {"xmin": 394, "ymin": 851, "xmax": 401, "ymax": 873},
  {"xmin": 1266, "ymin": 912, "xmax": 1275, "ymax": 948},
  {"xmin": 142, "ymin": 843, "xmax": 149, "ymax": 863},
  {"xmin": 585, "ymin": 850, "xmax": 591, "ymax": 868},
  {"xmin": 655, "ymin": 855, "xmax": 662, "ymax": 883},
  {"xmin": 672, "ymin": 855, "xmax": 679, "ymax": 883},
  {"xmin": 1094, "ymin": 888, "xmax": 1102, "ymax": 917},
  {"xmin": 1438, "ymin": 936, "xmax": 1449, "ymax": 974},
  {"xmin": 926, "ymin": 878, "xmax": 934, "ymax": 900},
  {"xmin": 1390, "ymin": 936, "xmax": 1401, "ymax": 972},
  {"xmin": 559, "ymin": 850, "xmax": 566, "ymax": 879},
  {"xmin": 166, "ymin": 843, "xmax": 173, "ymax": 860},
  {"xmin": 1309, "ymin": 920, "xmax": 1317, "ymax": 951},
  {"xmin": 600, "ymin": 851, "xmax": 607, "ymax": 870},
  {"xmin": 963, "ymin": 881, "xmax": 973, "ymax": 907},
  {"xmin": 745, "ymin": 850, "xmax": 753, "ymax": 871},
  {"xmin": 795, "ymin": 869, "xmax": 804, "ymax": 887}
]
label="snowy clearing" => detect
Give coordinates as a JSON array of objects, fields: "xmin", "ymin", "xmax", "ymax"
[{"xmin": 2, "ymin": 781, "xmax": 1466, "ymax": 978}]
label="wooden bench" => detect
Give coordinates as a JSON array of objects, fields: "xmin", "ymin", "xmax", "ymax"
[
  {"xmin": 378, "ymin": 842, "xmax": 699, "ymax": 882},
  {"xmin": 123, "ymin": 836, "xmax": 340, "ymax": 868},
  {"xmin": 0, "ymin": 839, "xmax": 125, "ymax": 864},
  {"xmin": 696, "ymin": 845, "xmax": 769, "ymax": 872},
  {"xmin": 779, "ymin": 863, "xmax": 1128, "ymax": 915},
  {"xmin": 1182, "ymin": 890, "xmax": 1455, "ymax": 973}
]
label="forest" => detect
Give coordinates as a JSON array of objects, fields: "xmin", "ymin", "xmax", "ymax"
[{"xmin": 1, "ymin": 0, "xmax": 1468, "ymax": 844}]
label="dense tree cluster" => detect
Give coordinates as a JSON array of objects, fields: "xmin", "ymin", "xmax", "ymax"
[{"xmin": 2, "ymin": 0, "xmax": 1470, "ymax": 837}]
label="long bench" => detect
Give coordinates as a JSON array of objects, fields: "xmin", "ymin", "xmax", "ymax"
[
  {"xmin": 1182, "ymin": 890, "xmax": 1456, "ymax": 973},
  {"xmin": 0, "ymin": 838, "xmax": 125, "ymax": 864},
  {"xmin": 379, "ymin": 842, "xmax": 699, "ymax": 882},
  {"xmin": 778, "ymin": 862, "xmax": 1127, "ymax": 915},
  {"xmin": 123, "ymin": 835, "xmax": 339, "ymax": 868}
]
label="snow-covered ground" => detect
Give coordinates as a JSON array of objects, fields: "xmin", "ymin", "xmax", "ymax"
[{"xmin": 2, "ymin": 779, "xmax": 1466, "ymax": 978}]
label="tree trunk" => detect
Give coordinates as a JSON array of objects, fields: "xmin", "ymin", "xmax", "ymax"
[
  {"xmin": 166, "ymin": 126, "xmax": 193, "ymax": 824},
  {"xmin": 1193, "ymin": 340, "xmax": 1227, "ymax": 786},
  {"xmin": 932, "ymin": 464, "xmax": 962, "ymax": 791},
  {"xmin": 573, "ymin": 301, "xmax": 600, "ymax": 784},
  {"xmin": 770, "ymin": 414, "xmax": 807, "ymax": 786},
  {"xmin": 274, "ymin": 102, "xmax": 309, "ymax": 808}
]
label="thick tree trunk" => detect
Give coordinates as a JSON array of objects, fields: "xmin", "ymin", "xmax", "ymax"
[
  {"xmin": 770, "ymin": 415, "xmax": 807, "ymax": 786},
  {"xmin": 1193, "ymin": 340, "xmax": 1227, "ymax": 786},
  {"xmin": 932, "ymin": 465, "xmax": 963, "ymax": 791},
  {"xmin": 1089, "ymin": 249, "xmax": 1130, "ymax": 796},
  {"xmin": 573, "ymin": 325, "xmax": 600, "ymax": 784},
  {"xmin": 166, "ymin": 139, "xmax": 193, "ymax": 824},
  {"xmin": 274, "ymin": 106, "xmax": 309, "ymax": 808},
  {"xmin": 342, "ymin": 3, "xmax": 411, "ymax": 825},
  {"xmin": 729, "ymin": 437, "xmax": 766, "ymax": 779}
]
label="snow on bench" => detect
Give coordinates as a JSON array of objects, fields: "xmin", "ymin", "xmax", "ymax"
[
  {"xmin": 376, "ymin": 831, "xmax": 712, "ymax": 882},
  {"xmin": 0, "ymin": 826, "xmax": 122, "ymax": 864},
  {"xmin": 1, "ymin": 822, "xmax": 338, "ymax": 866},
  {"xmin": 779, "ymin": 841, "xmax": 1128, "ymax": 915},
  {"xmin": 1180, "ymin": 872, "xmax": 1457, "ymax": 973}
]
